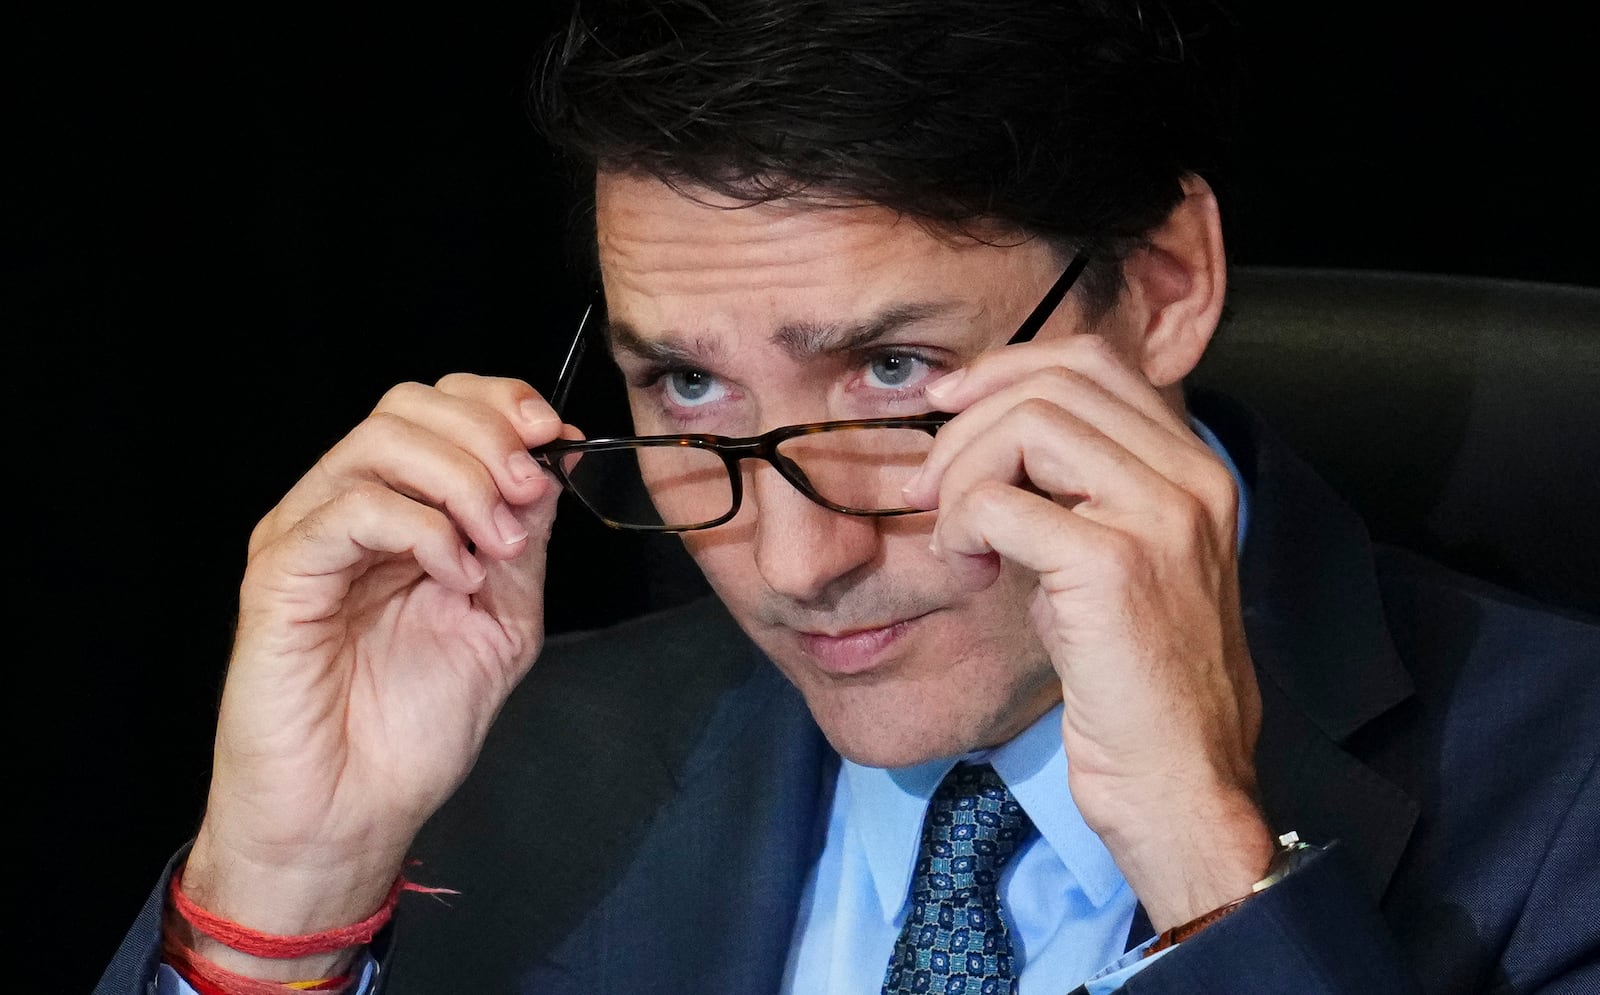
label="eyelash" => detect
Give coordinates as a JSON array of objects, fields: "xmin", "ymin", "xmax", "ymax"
[
  {"xmin": 856, "ymin": 349, "xmax": 945, "ymax": 398},
  {"xmin": 627, "ymin": 364, "xmax": 703, "ymax": 395},
  {"xmin": 624, "ymin": 366, "xmax": 729, "ymax": 421},
  {"xmin": 627, "ymin": 348, "xmax": 950, "ymax": 415}
]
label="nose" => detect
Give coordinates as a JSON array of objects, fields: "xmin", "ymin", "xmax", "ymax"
[{"xmin": 747, "ymin": 462, "xmax": 882, "ymax": 605}]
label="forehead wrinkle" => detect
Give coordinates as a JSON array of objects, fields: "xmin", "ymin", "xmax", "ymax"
[{"xmin": 771, "ymin": 300, "xmax": 964, "ymax": 361}]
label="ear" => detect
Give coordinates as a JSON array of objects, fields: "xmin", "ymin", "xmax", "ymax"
[{"xmin": 1118, "ymin": 173, "xmax": 1227, "ymax": 389}]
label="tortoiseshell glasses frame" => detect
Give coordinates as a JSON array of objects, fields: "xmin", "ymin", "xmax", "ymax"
[{"xmin": 530, "ymin": 251, "xmax": 1089, "ymax": 532}]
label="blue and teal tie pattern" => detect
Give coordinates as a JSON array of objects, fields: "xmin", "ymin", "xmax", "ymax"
[{"xmin": 881, "ymin": 762, "xmax": 1035, "ymax": 995}]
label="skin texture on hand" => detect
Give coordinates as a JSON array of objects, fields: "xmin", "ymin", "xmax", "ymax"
[{"xmin": 178, "ymin": 374, "xmax": 572, "ymax": 977}]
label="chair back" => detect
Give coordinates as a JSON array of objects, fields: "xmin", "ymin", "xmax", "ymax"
[{"xmin": 1196, "ymin": 266, "xmax": 1599, "ymax": 617}]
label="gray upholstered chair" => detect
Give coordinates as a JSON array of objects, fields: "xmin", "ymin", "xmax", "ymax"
[{"xmin": 1196, "ymin": 267, "xmax": 1599, "ymax": 617}]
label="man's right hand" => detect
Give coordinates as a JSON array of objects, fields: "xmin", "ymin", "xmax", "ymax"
[{"xmin": 174, "ymin": 373, "xmax": 569, "ymax": 980}]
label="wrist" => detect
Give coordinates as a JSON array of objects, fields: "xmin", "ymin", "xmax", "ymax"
[
  {"xmin": 1144, "ymin": 830, "xmax": 1320, "ymax": 957},
  {"xmin": 183, "ymin": 829, "xmax": 409, "ymax": 935},
  {"xmin": 1095, "ymin": 785, "xmax": 1275, "ymax": 931},
  {"xmin": 167, "ymin": 857, "xmax": 402, "ymax": 985}
]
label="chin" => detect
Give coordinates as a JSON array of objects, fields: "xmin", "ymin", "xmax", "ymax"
[
  {"xmin": 796, "ymin": 671, "xmax": 1059, "ymax": 771},
  {"xmin": 738, "ymin": 590, "xmax": 1061, "ymax": 769},
  {"xmin": 824, "ymin": 728, "xmax": 953, "ymax": 770}
]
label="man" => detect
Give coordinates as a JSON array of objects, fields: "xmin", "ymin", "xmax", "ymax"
[{"xmin": 96, "ymin": 1, "xmax": 1596, "ymax": 993}]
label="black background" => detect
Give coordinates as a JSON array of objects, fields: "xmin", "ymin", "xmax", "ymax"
[{"xmin": 12, "ymin": 5, "xmax": 1596, "ymax": 992}]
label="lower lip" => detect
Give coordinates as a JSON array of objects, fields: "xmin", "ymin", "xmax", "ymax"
[{"xmin": 798, "ymin": 617, "xmax": 921, "ymax": 675}]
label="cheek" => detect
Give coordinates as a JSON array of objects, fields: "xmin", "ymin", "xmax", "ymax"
[{"xmin": 677, "ymin": 526, "xmax": 759, "ymax": 602}]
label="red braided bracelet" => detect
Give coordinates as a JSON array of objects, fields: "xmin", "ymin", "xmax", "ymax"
[
  {"xmin": 161, "ymin": 926, "xmax": 353, "ymax": 995},
  {"xmin": 168, "ymin": 866, "xmax": 421, "ymax": 959}
]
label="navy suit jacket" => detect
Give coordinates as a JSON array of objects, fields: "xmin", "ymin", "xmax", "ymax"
[{"xmin": 95, "ymin": 391, "xmax": 1598, "ymax": 994}]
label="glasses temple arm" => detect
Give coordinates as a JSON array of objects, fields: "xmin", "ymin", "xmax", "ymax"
[
  {"xmin": 548, "ymin": 301, "xmax": 598, "ymax": 417},
  {"xmin": 1007, "ymin": 250, "xmax": 1090, "ymax": 345}
]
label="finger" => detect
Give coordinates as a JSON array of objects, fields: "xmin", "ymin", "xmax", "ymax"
[
  {"xmin": 926, "ymin": 402, "xmax": 1193, "ymax": 548},
  {"xmin": 906, "ymin": 367, "xmax": 1219, "ymax": 509},
  {"xmin": 256, "ymin": 376, "xmax": 566, "ymax": 556},
  {"xmin": 429, "ymin": 372, "xmax": 567, "ymax": 448},
  {"xmin": 927, "ymin": 333, "xmax": 1192, "ymax": 441},
  {"xmin": 268, "ymin": 411, "xmax": 539, "ymax": 562},
  {"xmin": 933, "ymin": 477, "xmax": 1125, "ymax": 581},
  {"xmin": 470, "ymin": 496, "xmax": 559, "ymax": 648},
  {"xmin": 247, "ymin": 482, "xmax": 487, "ymax": 608},
  {"xmin": 374, "ymin": 377, "xmax": 567, "ymax": 502}
]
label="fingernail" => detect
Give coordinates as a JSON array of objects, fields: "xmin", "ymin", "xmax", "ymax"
[
  {"xmin": 902, "ymin": 467, "xmax": 926, "ymax": 498},
  {"xmin": 925, "ymin": 369, "xmax": 965, "ymax": 401},
  {"xmin": 460, "ymin": 547, "xmax": 486, "ymax": 583},
  {"xmin": 493, "ymin": 505, "xmax": 529, "ymax": 544},
  {"xmin": 521, "ymin": 400, "xmax": 558, "ymax": 429}
]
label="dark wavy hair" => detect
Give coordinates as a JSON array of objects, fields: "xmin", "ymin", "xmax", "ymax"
[{"xmin": 529, "ymin": 0, "xmax": 1243, "ymax": 315}]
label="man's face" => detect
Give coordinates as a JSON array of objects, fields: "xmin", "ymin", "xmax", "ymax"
[{"xmin": 593, "ymin": 171, "xmax": 1127, "ymax": 768}]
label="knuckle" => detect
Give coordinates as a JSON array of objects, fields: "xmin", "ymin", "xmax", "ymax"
[
  {"xmin": 1013, "ymin": 394, "xmax": 1061, "ymax": 421},
  {"xmin": 1202, "ymin": 468, "xmax": 1240, "ymax": 520},
  {"xmin": 1036, "ymin": 362, "xmax": 1088, "ymax": 388},
  {"xmin": 246, "ymin": 512, "xmax": 279, "ymax": 556},
  {"xmin": 1183, "ymin": 458, "xmax": 1239, "ymax": 523},
  {"xmin": 1020, "ymin": 366, "xmax": 1089, "ymax": 404},
  {"xmin": 353, "ymin": 409, "xmax": 412, "ymax": 447},
  {"xmin": 281, "ymin": 504, "xmax": 329, "ymax": 552},
  {"xmin": 941, "ymin": 477, "xmax": 999, "ymax": 528},
  {"xmin": 374, "ymin": 379, "xmax": 431, "ymax": 412},
  {"xmin": 326, "ymin": 481, "xmax": 392, "ymax": 525},
  {"xmin": 432, "ymin": 371, "xmax": 477, "ymax": 392},
  {"xmin": 1066, "ymin": 330, "xmax": 1119, "ymax": 365},
  {"xmin": 965, "ymin": 478, "xmax": 1014, "ymax": 514}
]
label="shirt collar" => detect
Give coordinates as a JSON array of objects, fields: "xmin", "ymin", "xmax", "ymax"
[
  {"xmin": 840, "ymin": 413, "xmax": 1250, "ymax": 925},
  {"xmin": 842, "ymin": 702, "xmax": 1126, "ymax": 924}
]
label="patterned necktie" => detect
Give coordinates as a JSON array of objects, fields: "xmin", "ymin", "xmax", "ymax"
[{"xmin": 882, "ymin": 762, "xmax": 1035, "ymax": 995}]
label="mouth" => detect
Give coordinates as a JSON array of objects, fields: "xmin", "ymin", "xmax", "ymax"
[{"xmin": 794, "ymin": 614, "xmax": 929, "ymax": 676}]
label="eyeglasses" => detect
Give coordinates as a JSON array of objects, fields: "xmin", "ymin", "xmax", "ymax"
[{"xmin": 531, "ymin": 250, "xmax": 1089, "ymax": 532}]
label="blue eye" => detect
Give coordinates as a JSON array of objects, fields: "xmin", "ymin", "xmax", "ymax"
[
  {"xmin": 864, "ymin": 353, "xmax": 932, "ymax": 390},
  {"xmin": 663, "ymin": 370, "xmax": 726, "ymax": 407}
]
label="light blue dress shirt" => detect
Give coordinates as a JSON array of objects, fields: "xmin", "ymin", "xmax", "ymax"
[
  {"xmin": 779, "ymin": 416, "xmax": 1250, "ymax": 993},
  {"xmin": 779, "ymin": 703, "xmax": 1160, "ymax": 993},
  {"xmin": 160, "ymin": 417, "xmax": 1248, "ymax": 995}
]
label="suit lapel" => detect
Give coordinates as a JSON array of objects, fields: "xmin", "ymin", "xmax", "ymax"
[
  {"xmin": 1192, "ymin": 388, "xmax": 1420, "ymax": 899},
  {"xmin": 540, "ymin": 654, "xmax": 837, "ymax": 994}
]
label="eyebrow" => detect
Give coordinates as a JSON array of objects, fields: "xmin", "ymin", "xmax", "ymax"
[
  {"xmin": 771, "ymin": 300, "xmax": 963, "ymax": 360},
  {"xmin": 605, "ymin": 318, "xmax": 724, "ymax": 366},
  {"xmin": 605, "ymin": 299, "xmax": 965, "ymax": 366}
]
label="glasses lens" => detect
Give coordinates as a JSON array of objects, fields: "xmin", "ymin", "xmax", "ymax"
[
  {"xmin": 774, "ymin": 426, "xmax": 934, "ymax": 514},
  {"xmin": 558, "ymin": 441, "xmax": 733, "ymax": 530}
]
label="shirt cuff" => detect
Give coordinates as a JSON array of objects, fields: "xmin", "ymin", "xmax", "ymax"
[{"xmin": 1083, "ymin": 936, "xmax": 1173, "ymax": 993}]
